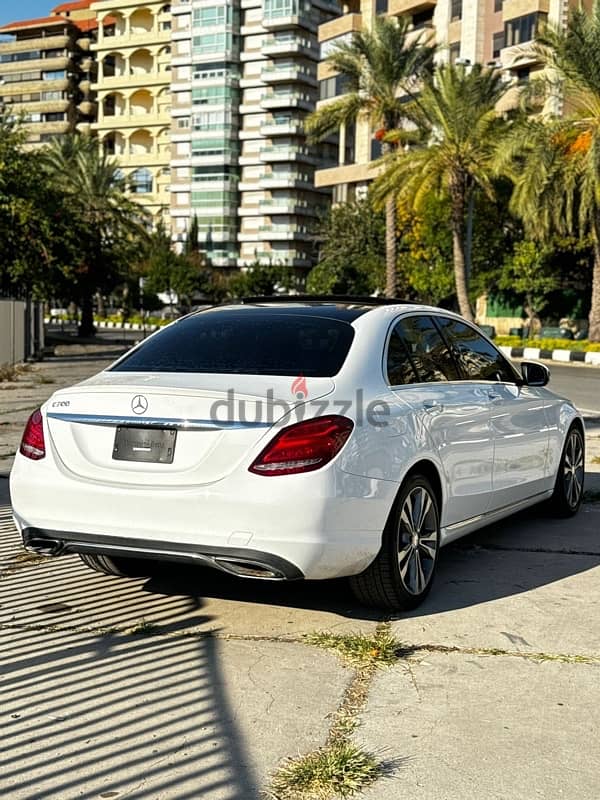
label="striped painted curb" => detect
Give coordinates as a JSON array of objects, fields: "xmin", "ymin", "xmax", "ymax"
[
  {"xmin": 499, "ymin": 346, "xmax": 600, "ymax": 366},
  {"xmin": 45, "ymin": 318, "xmax": 160, "ymax": 332}
]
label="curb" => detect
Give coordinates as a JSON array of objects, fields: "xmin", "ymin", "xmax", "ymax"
[
  {"xmin": 499, "ymin": 346, "xmax": 600, "ymax": 366},
  {"xmin": 44, "ymin": 319, "xmax": 160, "ymax": 332}
]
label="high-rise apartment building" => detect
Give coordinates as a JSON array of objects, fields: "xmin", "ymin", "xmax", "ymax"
[
  {"xmin": 170, "ymin": 0, "xmax": 338, "ymax": 268},
  {"xmin": 90, "ymin": 0, "xmax": 172, "ymax": 225},
  {"xmin": 0, "ymin": 1, "xmax": 98, "ymax": 147},
  {"xmin": 315, "ymin": 0, "xmax": 589, "ymax": 202}
]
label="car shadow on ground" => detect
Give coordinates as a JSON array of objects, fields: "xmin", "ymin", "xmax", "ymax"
[{"xmin": 139, "ymin": 498, "xmax": 600, "ymax": 622}]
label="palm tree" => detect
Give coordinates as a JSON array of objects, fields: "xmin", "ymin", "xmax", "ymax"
[
  {"xmin": 372, "ymin": 63, "xmax": 510, "ymax": 321},
  {"xmin": 305, "ymin": 16, "xmax": 435, "ymax": 297},
  {"xmin": 494, "ymin": 3, "xmax": 600, "ymax": 341},
  {"xmin": 42, "ymin": 134, "xmax": 149, "ymax": 336}
]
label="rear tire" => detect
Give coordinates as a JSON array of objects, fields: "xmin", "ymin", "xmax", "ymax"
[
  {"xmin": 549, "ymin": 426, "xmax": 585, "ymax": 518},
  {"xmin": 350, "ymin": 474, "xmax": 440, "ymax": 611},
  {"xmin": 79, "ymin": 553, "xmax": 150, "ymax": 578}
]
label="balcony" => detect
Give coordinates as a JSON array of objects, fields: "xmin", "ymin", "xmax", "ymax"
[
  {"xmin": 259, "ymin": 199, "xmax": 320, "ymax": 216},
  {"xmin": 502, "ymin": 0, "xmax": 549, "ymax": 22},
  {"xmin": 261, "ymin": 91, "xmax": 314, "ymax": 110},
  {"xmin": 260, "ymin": 119, "xmax": 304, "ymax": 136},
  {"xmin": 257, "ymin": 225, "xmax": 312, "ymax": 240},
  {"xmin": 260, "ymin": 172, "xmax": 313, "ymax": 189},
  {"xmin": 388, "ymin": 0, "xmax": 436, "ymax": 14},
  {"xmin": 261, "ymin": 65, "xmax": 318, "ymax": 86},
  {"xmin": 262, "ymin": 13, "xmax": 318, "ymax": 34},
  {"xmin": 259, "ymin": 145, "xmax": 317, "ymax": 163},
  {"xmin": 262, "ymin": 36, "xmax": 319, "ymax": 58},
  {"xmin": 318, "ymin": 13, "xmax": 362, "ymax": 44}
]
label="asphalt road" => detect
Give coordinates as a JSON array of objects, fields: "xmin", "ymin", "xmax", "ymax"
[{"xmin": 519, "ymin": 360, "xmax": 600, "ymax": 418}]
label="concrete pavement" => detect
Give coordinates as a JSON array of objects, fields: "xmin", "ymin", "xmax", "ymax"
[{"xmin": 1, "ymin": 351, "xmax": 600, "ymax": 799}]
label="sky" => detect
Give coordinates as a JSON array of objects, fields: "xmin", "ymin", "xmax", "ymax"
[{"xmin": 0, "ymin": 1, "xmax": 62, "ymax": 28}]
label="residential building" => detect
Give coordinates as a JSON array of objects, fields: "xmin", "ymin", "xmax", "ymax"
[
  {"xmin": 314, "ymin": 0, "xmax": 591, "ymax": 202},
  {"xmin": 90, "ymin": 0, "xmax": 172, "ymax": 225},
  {"xmin": 0, "ymin": 1, "xmax": 98, "ymax": 147},
  {"xmin": 170, "ymin": 0, "xmax": 338, "ymax": 269}
]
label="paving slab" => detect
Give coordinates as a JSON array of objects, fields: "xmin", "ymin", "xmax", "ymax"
[
  {"xmin": 0, "ymin": 628, "xmax": 347, "ymax": 800},
  {"xmin": 356, "ymin": 652, "xmax": 600, "ymax": 800},
  {"xmin": 392, "ymin": 503, "xmax": 600, "ymax": 657}
]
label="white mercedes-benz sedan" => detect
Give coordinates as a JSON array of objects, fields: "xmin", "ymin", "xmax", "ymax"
[{"xmin": 10, "ymin": 298, "xmax": 584, "ymax": 610}]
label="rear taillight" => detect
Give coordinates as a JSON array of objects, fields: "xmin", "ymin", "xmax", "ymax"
[
  {"xmin": 20, "ymin": 409, "xmax": 45, "ymax": 460},
  {"xmin": 249, "ymin": 415, "xmax": 353, "ymax": 477}
]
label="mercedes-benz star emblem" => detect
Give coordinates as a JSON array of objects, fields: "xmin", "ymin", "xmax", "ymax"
[{"xmin": 131, "ymin": 395, "xmax": 148, "ymax": 415}]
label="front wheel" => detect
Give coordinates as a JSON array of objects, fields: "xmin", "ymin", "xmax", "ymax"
[
  {"xmin": 550, "ymin": 426, "xmax": 585, "ymax": 518},
  {"xmin": 350, "ymin": 474, "xmax": 441, "ymax": 611}
]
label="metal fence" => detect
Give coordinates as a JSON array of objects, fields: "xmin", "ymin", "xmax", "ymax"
[{"xmin": 0, "ymin": 299, "xmax": 44, "ymax": 365}]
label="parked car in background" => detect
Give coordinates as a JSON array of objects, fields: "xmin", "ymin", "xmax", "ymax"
[{"xmin": 11, "ymin": 298, "xmax": 584, "ymax": 610}]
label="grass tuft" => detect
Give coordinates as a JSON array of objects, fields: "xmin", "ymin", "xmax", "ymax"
[
  {"xmin": 304, "ymin": 629, "xmax": 403, "ymax": 667},
  {"xmin": 0, "ymin": 362, "xmax": 31, "ymax": 382},
  {"xmin": 127, "ymin": 619, "xmax": 159, "ymax": 635},
  {"xmin": 269, "ymin": 741, "xmax": 380, "ymax": 800}
]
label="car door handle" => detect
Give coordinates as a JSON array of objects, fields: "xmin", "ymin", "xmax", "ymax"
[
  {"xmin": 423, "ymin": 400, "xmax": 443, "ymax": 412},
  {"xmin": 488, "ymin": 390, "xmax": 502, "ymax": 401}
]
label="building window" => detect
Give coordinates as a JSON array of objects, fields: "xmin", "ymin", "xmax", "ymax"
[
  {"xmin": 192, "ymin": 33, "xmax": 236, "ymax": 56},
  {"xmin": 42, "ymin": 70, "xmax": 66, "ymax": 81},
  {"xmin": 413, "ymin": 9, "xmax": 433, "ymax": 28},
  {"xmin": 450, "ymin": 0, "xmax": 462, "ymax": 21},
  {"xmin": 264, "ymin": 0, "xmax": 307, "ymax": 20},
  {"xmin": 44, "ymin": 112, "xmax": 66, "ymax": 122},
  {"xmin": 449, "ymin": 43, "xmax": 460, "ymax": 64},
  {"xmin": 492, "ymin": 31, "xmax": 504, "ymax": 59},
  {"xmin": 0, "ymin": 50, "xmax": 41, "ymax": 63},
  {"xmin": 494, "ymin": 0, "xmax": 502, "ymax": 11},
  {"xmin": 504, "ymin": 13, "xmax": 546, "ymax": 47},
  {"xmin": 130, "ymin": 168, "xmax": 153, "ymax": 194},
  {"xmin": 193, "ymin": 6, "xmax": 233, "ymax": 27},
  {"xmin": 375, "ymin": 0, "xmax": 388, "ymax": 13}
]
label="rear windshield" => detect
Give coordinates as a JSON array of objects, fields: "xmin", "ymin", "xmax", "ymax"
[{"xmin": 111, "ymin": 310, "xmax": 355, "ymax": 377}]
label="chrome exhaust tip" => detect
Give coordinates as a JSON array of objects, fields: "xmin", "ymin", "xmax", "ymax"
[
  {"xmin": 214, "ymin": 557, "xmax": 285, "ymax": 580},
  {"xmin": 23, "ymin": 535, "xmax": 65, "ymax": 557}
]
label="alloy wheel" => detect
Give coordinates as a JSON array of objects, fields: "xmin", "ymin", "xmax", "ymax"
[
  {"xmin": 397, "ymin": 486, "xmax": 439, "ymax": 596},
  {"xmin": 563, "ymin": 430, "xmax": 584, "ymax": 509}
]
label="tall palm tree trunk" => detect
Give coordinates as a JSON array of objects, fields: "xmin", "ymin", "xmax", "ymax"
[
  {"xmin": 385, "ymin": 195, "xmax": 397, "ymax": 297},
  {"xmin": 589, "ymin": 220, "xmax": 600, "ymax": 342},
  {"xmin": 450, "ymin": 182, "xmax": 473, "ymax": 322}
]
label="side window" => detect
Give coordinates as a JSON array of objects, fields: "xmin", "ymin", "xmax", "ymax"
[
  {"xmin": 436, "ymin": 317, "xmax": 518, "ymax": 382},
  {"xmin": 393, "ymin": 316, "xmax": 461, "ymax": 383},
  {"xmin": 386, "ymin": 326, "xmax": 419, "ymax": 385}
]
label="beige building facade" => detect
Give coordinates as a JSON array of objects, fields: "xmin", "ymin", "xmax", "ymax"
[
  {"xmin": 0, "ymin": 1, "xmax": 98, "ymax": 147},
  {"xmin": 90, "ymin": 0, "xmax": 172, "ymax": 224}
]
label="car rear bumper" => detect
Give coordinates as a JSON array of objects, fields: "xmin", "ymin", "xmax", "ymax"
[
  {"xmin": 22, "ymin": 526, "xmax": 304, "ymax": 580},
  {"xmin": 10, "ymin": 453, "xmax": 397, "ymax": 580}
]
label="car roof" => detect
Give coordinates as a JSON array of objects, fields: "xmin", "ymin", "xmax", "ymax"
[{"xmin": 195, "ymin": 296, "xmax": 414, "ymax": 323}]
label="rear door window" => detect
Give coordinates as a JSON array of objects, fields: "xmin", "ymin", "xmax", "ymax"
[
  {"xmin": 111, "ymin": 310, "xmax": 355, "ymax": 377},
  {"xmin": 435, "ymin": 317, "xmax": 519, "ymax": 382},
  {"xmin": 388, "ymin": 316, "xmax": 461, "ymax": 384}
]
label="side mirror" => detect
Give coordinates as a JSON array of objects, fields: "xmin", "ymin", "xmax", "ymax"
[{"xmin": 521, "ymin": 361, "xmax": 550, "ymax": 387}]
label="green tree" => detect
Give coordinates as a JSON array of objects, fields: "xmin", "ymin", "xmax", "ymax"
[
  {"xmin": 373, "ymin": 63, "xmax": 510, "ymax": 321},
  {"xmin": 141, "ymin": 222, "xmax": 205, "ymax": 312},
  {"xmin": 305, "ymin": 16, "xmax": 435, "ymax": 297},
  {"xmin": 228, "ymin": 261, "xmax": 300, "ymax": 298},
  {"xmin": 307, "ymin": 196, "xmax": 385, "ymax": 295},
  {"xmin": 494, "ymin": 2, "xmax": 600, "ymax": 340},
  {"xmin": 42, "ymin": 134, "xmax": 149, "ymax": 336},
  {"xmin": 0, "ymin": 112, "xmax": 70, "ymax": 300},
  {"xmin": 499, "ymin": 240, "xmax": 559, "ymax": 331}
]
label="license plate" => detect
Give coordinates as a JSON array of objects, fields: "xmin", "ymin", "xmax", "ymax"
[{"xmin": 112, "ymin": 427, "xmax": 177, "ymax": 464}]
